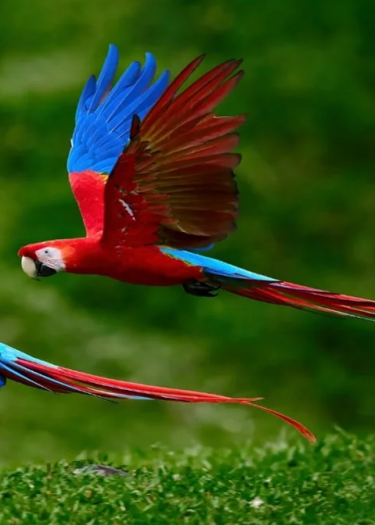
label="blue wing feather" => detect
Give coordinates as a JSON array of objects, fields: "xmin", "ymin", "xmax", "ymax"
[
  {"xmin": 106, "ymin": 52, "xmax": 157, "ymax": 132},
  {"xmin": 96, "ymin": 61, "xmax": 142, "ymax": 122},
  {"xmin": 75, "ymin": 75, "xmax": 96, "ymax": 122},
  {"xmin": 87, "ymin": 44, "xmax": 120, "ymax": 113},
  {"xmin": 114, "ymin": 71, "xmax": 171, "ymax": 137},
  {"xmin": 68, "ymin": 44, "xmax": 170, "ymax": 174}
]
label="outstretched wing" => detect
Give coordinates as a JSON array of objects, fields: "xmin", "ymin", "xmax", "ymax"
[
  {"xmin": 67, "ymin": 44, "xmax": 170, "ymax": 236},
  {"xmin": 101, "ymin": 55, "xmax": 246, "ymax": 249}
]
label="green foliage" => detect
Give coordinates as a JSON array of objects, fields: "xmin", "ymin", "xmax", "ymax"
[
  {"xmin": 0, "ymin": 434, "xmax": 374, "ymax": 524},
  {"xmin": 0, "ymin": 0, "xmax": 374, "ymax": 464}
]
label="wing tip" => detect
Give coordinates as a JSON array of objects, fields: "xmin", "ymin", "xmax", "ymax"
[
  {"xmin": 186, "ymin": 54, "xmax": 207, "ymax": 74},
  {"xmin": 108, "ymin": 43, "xmax": 119, "ymax": 55}
]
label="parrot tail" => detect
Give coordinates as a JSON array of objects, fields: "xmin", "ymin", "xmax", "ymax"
[
  {"xmin": 162, "ymin": 248, "xmax": 375, "ymax": 322},
  {"xmin": 221, "ymin": 279, "xmax": 375, "ymax": 321},
  {"xmin": 0, "ymin": 343, "xmax": 315, "ymax": 442}
]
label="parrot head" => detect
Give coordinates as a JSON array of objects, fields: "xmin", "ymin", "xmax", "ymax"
[{"xmin": 18, "ymin": 242, "xmax": 68, "ymax": 280}]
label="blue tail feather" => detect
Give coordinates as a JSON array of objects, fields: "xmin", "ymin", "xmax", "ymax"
[{"xmin": 161, "ymin": 248, "xmax": 276, "ymax": 282}]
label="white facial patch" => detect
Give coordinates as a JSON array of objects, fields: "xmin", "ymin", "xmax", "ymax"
[
  {"xmin": 21, "ymin": 256, "xmax": 37, "ymax": 278},
  {"xmin": 35, "ymin": 247, "xmax": 66, "ymax": 272}
]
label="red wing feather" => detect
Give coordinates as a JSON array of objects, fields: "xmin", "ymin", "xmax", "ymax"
[{"xmin": 102, "ymin": 56, "xmax": 246, "ymax": 249}]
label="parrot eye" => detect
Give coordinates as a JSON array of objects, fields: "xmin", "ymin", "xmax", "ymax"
[{"xmin": 44, "ymin": 249, "xmax": 50, "ymax": 255}]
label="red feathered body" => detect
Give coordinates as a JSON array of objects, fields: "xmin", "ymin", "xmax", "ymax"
[
  {"xmin": 22, "ymin": 237, "xmax": 203, "ymax": 286},
  {"xmin": 89, "ymin": 245, "xmax": 202, "ymax": 286},
  {"xmin": 66, "ymin": 167, "xmax": 206, "ymax": 285}
]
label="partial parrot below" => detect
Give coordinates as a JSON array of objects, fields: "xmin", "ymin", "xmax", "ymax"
[
  {"xmin": 0, "ymin": 341, "xmax": 315, "ymax": 442},
  {"xmin": 19, "ymin": 44, "xmax": 375, "ymax": 321}
]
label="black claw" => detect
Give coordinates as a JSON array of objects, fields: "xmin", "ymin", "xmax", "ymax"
[{"xmin": 183, "ymin": 279, "xmax": 221, "ymax": 298}]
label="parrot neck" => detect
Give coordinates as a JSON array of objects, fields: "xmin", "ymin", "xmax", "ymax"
[{"xmin": 57, "ymin": 237, "xmax": 107, "ymax": 275}]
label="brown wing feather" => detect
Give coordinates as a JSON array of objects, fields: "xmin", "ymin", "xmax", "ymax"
[{"xmin": 103, "ymin": 56, "xmax": 246, "ymax": 249}]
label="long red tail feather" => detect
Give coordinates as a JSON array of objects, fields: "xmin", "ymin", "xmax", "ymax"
[
  {"xmin": 223, "ymin": 280, "xmax": 375, "ymax": 321},
  {"xmin": 16, "ymin": 358, "xmax": 316, "ymax": 442}
]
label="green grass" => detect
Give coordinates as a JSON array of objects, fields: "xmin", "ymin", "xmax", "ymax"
[{"xmin": 1, "ymin": 432, "xmax": 374, "ymax": 524}]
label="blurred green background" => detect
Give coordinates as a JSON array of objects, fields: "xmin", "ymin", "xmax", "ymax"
[{"xmin": 0, "ymin": 0, "xmax": 374, "ymax": 465}]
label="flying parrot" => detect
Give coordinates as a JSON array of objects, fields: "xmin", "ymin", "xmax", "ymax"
[
  {"xmin": 19, "ymin": 44, "xmax": 375, "ymax": 321},
  {"xmin": 0, "ymin": 341, "xmax": 315, "ymax": 442}
]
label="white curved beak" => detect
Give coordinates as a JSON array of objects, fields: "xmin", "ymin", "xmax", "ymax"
[{"xmin": 21, "ymin": 256, "xmax": 37, "ymax": 279}]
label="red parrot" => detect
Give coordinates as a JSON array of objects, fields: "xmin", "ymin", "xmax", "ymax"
[
  {"xmin": 0, "ymin": 341, "xmax": 315, "ymax": 442},
  {"xmin": 19, "ymin": 44, "xmax": 375, "ymax": 321}
]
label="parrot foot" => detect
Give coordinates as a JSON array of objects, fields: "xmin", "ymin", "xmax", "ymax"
[{"xmin": 183, "ymin": 279, "xmax": 221, "ymax": 298}]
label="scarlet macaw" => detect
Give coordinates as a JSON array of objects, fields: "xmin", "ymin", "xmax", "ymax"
[
  {"xmin": 19, "ymin": 45, "xmax": 375, "ymax": 321},
  {"xmin": 0, "ymin": 341, "xmax": 315, "ymax": 441}
]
